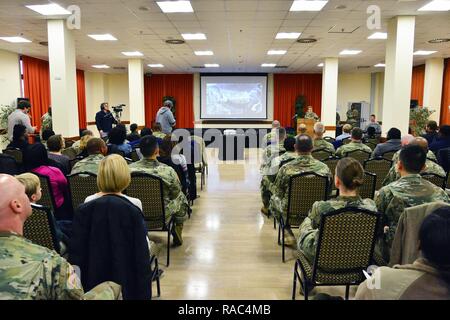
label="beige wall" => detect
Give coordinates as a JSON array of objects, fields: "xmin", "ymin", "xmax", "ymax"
[
  {"xmin": 0, "ymin": 50, "xmax": 21, "ymax": 106},
  {"xmin": 337, "ymin": 73, "xmax": 372, "ymax": 120},
  {"xmin": 373, "ymin": 72, "xmax": 385, "ymax": 120}
]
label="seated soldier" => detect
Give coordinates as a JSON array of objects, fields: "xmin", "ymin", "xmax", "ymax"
[
  {"xmin": 383, "ymin": 137, "xmax": 445, "ymax": 186},
  {"xmin": 312, "ymin": 122, "xmax": 335, "ymax": 154},
  {"xmin": 0, "ymin": 174, "xmax": 121, "ymax": 300},
  {"xmin": 356, "ymin": 207, "xmax": 450, "ymax": 300},
  {"xmin": 152, "ymin": 122, "xmax": 167, "ymax": 139},
  {"xmin": 260, "ymin": 127, "xmax": 287, "ymax": 174},
  {"xmin": 372, "ymin": 127, "xmax": 402, "ymax": 158},
  {"xmin": 70, "ymin": 138, "xmax": 108, "ymax": 175},
  {"xmin": 129, "ymin": 135, "xmax": 189, "ymax": 246},
  {"xmin": 335, "ymin": 127, "xmax": 372, "ymax": 158},
  {"xmin": 297, "ymin": 158, "xmax": 377, "ymax": 263},
  {"xmin": 260, "ymin": 137, "xmax": 297, "ymax": 215},
  {"xmin": 72, "ymin": 130, "xmax": 93, "ymax": 154},
  {"xmin": 390, "ymin": 136, "xmax": 437, "ymax": 165},
  {"xmin": 375, "ymin": 144, "xmax": 449, "ymax": 261},
  {"xmin": 269, "ymin": 134, "xmax": 332, "ymax": 246}
]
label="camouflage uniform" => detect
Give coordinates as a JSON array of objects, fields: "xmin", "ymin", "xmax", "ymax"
[
  {"xmin": 40, "ymin": 113, "xmax": 52, "ymax": 132},
  {"xmin": 0, "ymin": 232, "xmax": 121, "ymax": 300},
  {"xmin": 269, "ymin": 155, "xmax": 332, "ymax": 221},
  {"xmin": 313, "ymin": 138, "xmax": 335, "ymax": 154},
  {"xmin": 335, "ymin": 141, "xmax": 372, "ymax": 158},
  {"xmin": 297, "ymin": 196, "xmax": 377, "ymax": 263},
  {"xmin": 70, "ymin": 154, "xmax": 105, "ymax": 175},
  {"xmin": 129, "ymin": 159, "xmax": 189, "ymax": 225},
  {"xmin": 304, "ymin": 111, "xmax": 319, "ymax": 120},
  {"xmin": 153, "ymin": 131, "xmax": 167, "ymax": 139},
  {"xmin": 260, "ymin": 143, "xmax": 286, "ymax": 174},
  {"xmin": 391, "ymin": 149, "xmax": 437, "ymax": 165},
  {"xmin": 260, "ymin": 152, "xmax": 298, "ymax": 208},
  {"xmin": 375, "ymin": 174, "xmax": 450, "ymax": 260},
  {"xmin": 383, "ymin": 159, "xmax": 446, "ymax": 186}
]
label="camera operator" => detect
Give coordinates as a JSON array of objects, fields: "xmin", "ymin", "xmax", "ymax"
[{"xmin": 95, "ymin": 102, "xmax": 117, "ymax": 140}]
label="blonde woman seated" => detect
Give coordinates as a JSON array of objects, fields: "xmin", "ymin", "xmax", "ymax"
[{"xmin": 297, "ymin": 157, "xmax": 378, "ymax": 263}]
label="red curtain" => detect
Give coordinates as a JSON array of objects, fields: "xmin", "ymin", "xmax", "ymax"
[
  {"xmin": 144, "ymin": 74, "xmax": 194, "ymax": 128},
  {"xmin": 273, "ymin": 74, "xmax": 322, "ymax": 128},
  {"xmin": 76, "ymin": 70, "xmax": 87, "ymax": 129},
  {"xmin": 22, "ymin": 56, "xmax": 51, "ymax": 130},
  {"xmin": 22, "ymin": 55, "xmax": 87, "ymax": 131},
  {"xmin": 441, "ymin": 58, "xmax": 450, "ymax": 125},
  {"xmin": 411, "ymin": 65, "xmax": 425, "ymax": 106}
]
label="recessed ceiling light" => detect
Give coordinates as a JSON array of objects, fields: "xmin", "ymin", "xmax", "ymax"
[
  {"xmin": 418, "ymin": 0, "xmax": 450, "ymax": 11},
  {"xmin": 0, "ymin": 36, "xmax": 32, "ymax": 43},
  {"xmin": 181, "ymin": 33, "xmax": 206, "ymax": 40},
  {"xmin": 261, "ymin": 63, "xmax": 277, "ymax": 67},
  {"xmin": 297, "ymin": 38, "xmax": 317, "ymax": 43},
  {"xmin": 317, "ymin": 63, "xmax": 324, "ymax": 67},
  {"xmin": 195, "ymin": 51, "xmax": 214, "ymax": 56},
  {"xmin": 92, "ymin": 65, "xmax": 110, "ymax": 69},
  {"xmin": 340, "ymin": 49, "xmax": 362, "ymax": 55},
  {"xmin": 26, "ymin": 3, "xmax": 71, "ymax": 16},
  {"xmin": 157, "ymin": 1, "xmax": 194, "ymax": 13},
  {"xmin": 374, "ymin": 63, "xmax": 386, "ymax": 67},
  {"xmin": 204, "ymin": 64, "xmax": 219, "ymax": 68},
  {"xmin": 148, "ymin": 64, "xmax": 164, "ymax": 68},
  {"xmin": 166, "ymin": 39, "xmax": 185, "ymax": 44},
  {"xmin": 121, "ymin": 51, "xmax": 144, "ymax": 57},
  {"xmin": 290, "ymin": 0, "xmax": 328, "ymax": 11},
  {"xmin": 413, "ymin": 50, "xmax": 437, "ymax": 55},
  {"xmin": 368, "ymin": 32, "xmax": 387, "ymax": 40},
  {"xmin": 275, "ymin": 32, "xmax": 301, "ymax": 40},
  {"xmin": 268, "ymin": 50, "xmax": 287, "ymax": 55},
  {"xmin": 88, "ymin": 34, "xmax": 117, "ymax": 41}
]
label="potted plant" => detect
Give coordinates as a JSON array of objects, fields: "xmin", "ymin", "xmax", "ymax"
[
  {"xmin": 0, "ymin": 104, "xmax": 15, "ymax": 143},
  {"xmin": 410, "ymin": 106, "xmax": 435, "ymax": 136},
  {"xmin": 295, "ymin": 95, "xmax": 307, "ymax": 119}
]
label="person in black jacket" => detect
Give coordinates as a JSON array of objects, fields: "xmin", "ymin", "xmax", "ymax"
[
  {"xmin": 95, "ymin": 103, "xmax": 117, "ymax": 140},
  {"xmin": 7, "ymin": 124, "xmax": 29, "ymax": 151},
  {"xmin": 69, "ymin": 194, "xmax": 152, "ymax": 300}
]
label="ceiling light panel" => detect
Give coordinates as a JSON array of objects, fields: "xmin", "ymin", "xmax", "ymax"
[
  {"xmin": 157, "ymin": 1, "xmax": 194, "ymax": 13},
  {"xmin": 26, "ymin": 3, "xmax": 71, "ymax": 15},
  {"xmin": 290, "ymin": 0, "xmax": 328, "ymax": 11}
]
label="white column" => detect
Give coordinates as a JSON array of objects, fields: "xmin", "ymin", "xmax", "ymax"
[
  {"xmin": 47, "ymin": 19, "xmax": 79, "ymax": 137},
  {"xmin": 128, "ymin": 59, "xmax": 145, "ymax": 126},
  {"xmin": 423, "ymin": 58, "xmax": 444, "ymax": 123},
  {"xmin": 381, "ymin": 16, "xmax": 415, "ymax": 136},
  {"xmin": 321, "ymin": 57, "xmax": 339, "ymax": 137}
]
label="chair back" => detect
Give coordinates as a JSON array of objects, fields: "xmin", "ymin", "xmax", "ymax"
[
  {"xmin": 381, "ymin": 150, "xmax": 396, "ymax": 161},
  {"xmin": 359, "ymin": 171, "xmax": 377, "ymax": 200},
  {"xmin": 421, "ymin": 172, "xmax": 446, "ymax": 190},
  {"xmin": 312, "ymin": 148, "xmax": 332, "ymax": 161},
  {"xmin": 312, "ymin": 207, "xmax": 381, "ymax": 284},
  {"xmin": 69, "ymin": 157, "xmax": 83, "ymax": 170},
  {"xmin": 279, "ymin": 157, "xmax": 296, "ymax": 169},
  {"xmin": 67, "ymin": 172, "xmax": 98, "ymax": 212},
  {"xmin": 342, "ymin": 138, "xmax": 351, "ymax": 145},
  {"xmin": 33, "ymin": 173, "xmax": 56, "ymax": 211},
  {"xmin": 345, "ymin": 149, "xmax": 371, "ymax": 165},
  {"xmin": 131, "ymin": 149, "xmax": 140, "ymax": 162},
  {"xmin": 127, "ymin": 172, "xmax": 166, "ymax": 230},
  {"xmin": 24, "ymin": 204, "xmax": 60, "ymax": 253},
  {"xmin": 364, "ymin": 142, "xmax": 377, "ymax": 151},
  {"xmin": 364, "ymin": 158, "xmax": 393, "ymax": 191},
  {"xmin": 437, "ymin": 148, "xmax": 450, "ymax": 172},
  {"xmin": 0, "ymin": 154, "xmax": 19, "ymax": 175},
  {"xmin": 323, "ymin": 156, "xmax": 341, "ymax": 177},
  {"xmin": 447, "ymin": 171, "xmax": 450, "ymax": 190},
  {"xmin": 324, "ymin": 136, "xmax": 335, "ymax": 143},
  {"xmin": 287, "ymin": 172, "xmax": 329, "ymax": 227},
  {"xmin": 62, "ymin": 147, "xmax": 78, "ymax": 160},
  {"xmin": 3, "ymin": 148, "xmax": 23, "ymax": 164}
]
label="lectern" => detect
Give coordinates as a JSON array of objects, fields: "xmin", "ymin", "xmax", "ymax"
[{"xmin": 297, "ymin": 119, "xmax": 316, "ymax": 137}]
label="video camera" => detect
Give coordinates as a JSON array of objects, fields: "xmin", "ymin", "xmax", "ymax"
[{"xmin": 111, "ymin": 104, "xmax": 126, "ymax": 123}]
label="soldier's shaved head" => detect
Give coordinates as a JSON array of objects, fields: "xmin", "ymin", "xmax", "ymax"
[
  {"xmin": 411, "ymin": 136, "xmax": 429, "ymax": 153},
  {"xmin": 296, "ymin": 134, "xmax": 313, "ymax": 154},
  {"xmin": 401, "ymin": 134, "xmax": 415, "ymax": 146},
  {"xmin": 86, "ymin": 138, "xmax": 107, "ymax": 156},
  {"xmin": 0, "ymin": 174, "xmax": 32, "ymax": 235}
]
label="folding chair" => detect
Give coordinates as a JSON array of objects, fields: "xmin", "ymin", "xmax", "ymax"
[
  {"xmin": 127, "ymin": 172, "xmax": 174, "ymax": 266},
  {"xmin": 312, "ymin": 148, "xmax": 332, "ymax": 161},
  {"xmin": 359, "ymin": 171, "xmax": 377, "ymax": 200},
  {"xmin": 3, "ymin": 148, "xmax": 23, "ymax": 164},
  {"xmin": 67, "ymin": 172, "xmax": 98, "ymax": 212},
  {"xmin": 33, "ymin": 173, "xmax": 57, "ymax": 212},
  {"xmin": 292, "ymin": 207, "xmax": 381, "ymax": 300},
  {"xmin": 381, "ymin": 150, "xmax": 396, "ymax": 161},
  {"xmin": 61, "ymin": 147, "xmax": 78, "ymax": 160},
  {"xmin": 364, "ymin": 158, "xmax": 393, "ymax": 191},
  {"xmin": 421, "ymin": 172, "xmax": 446, "ymax": 190},
  {"xmin": 24, "ymin": 204, "xmax": 61, "ymax": 253},
  {"xmin": 345, "ymin": 149, "xmax": 371, "ymax": 166}
]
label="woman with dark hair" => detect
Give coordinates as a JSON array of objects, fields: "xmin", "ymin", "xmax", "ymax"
[
  {"xmin": 297, "ymin": 157, "xmax": 378, "ymax": 262},
  {"xmin": 108, "ymin": 125, "xmax": 132, "ymax": 157},
  {"xmin": 7, "ymin": 124, "xmax": 29, "ymax": 150},
  {"xmin": 356, "ymin": 206, "xmax": 450, "ymax": 299},
  {"xmin": 23, "ymin": 143, "xmax": 70, "ymax": 220},
  {"xmin": 158, "ymin": 135, "xmax": 189, "ymax": 195}
]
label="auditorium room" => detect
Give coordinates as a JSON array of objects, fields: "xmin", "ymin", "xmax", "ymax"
[{"xmin": 1, "ymin": 0, "xmax": 450, "ymax": 304}]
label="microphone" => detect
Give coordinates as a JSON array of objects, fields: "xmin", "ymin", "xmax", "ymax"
[{"xmin": 292, "ymin": 114, "xmax": 298, "ymax": 120}]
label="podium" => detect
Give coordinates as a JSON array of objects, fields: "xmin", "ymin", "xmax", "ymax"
[{"xmin": 297, "ymin": 119, "xmax": 316, "ymax": 137}]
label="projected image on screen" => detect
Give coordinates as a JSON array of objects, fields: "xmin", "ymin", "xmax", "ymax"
[{"xmin": 201, "ymin": 76, "xmax": 267, "ymax": 120}]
